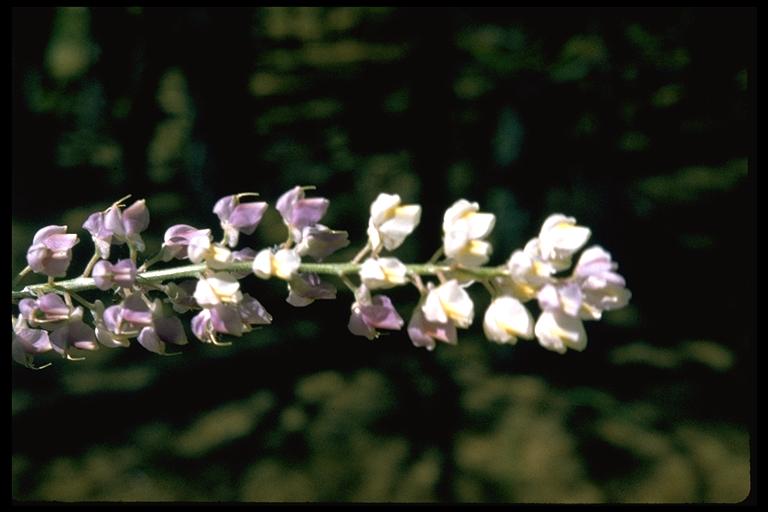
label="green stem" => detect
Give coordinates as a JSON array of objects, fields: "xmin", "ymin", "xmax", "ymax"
[{"xmin": 11, "ymin": 261, "xmax": 509, "ymax": 301}]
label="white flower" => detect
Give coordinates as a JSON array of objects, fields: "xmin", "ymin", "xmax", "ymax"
[
  {"xmin": 188, "ymin": 231, "xmax": 233, "ymax": 269},
  {"xmin": 573, "ymin": 246, "xmax": 631, "ymax": 320},
  {"xmin": 193, "ymin": 273, "xmax": 243, "ymax": 308},
  {"xmin": 359, "ymin": 257, "xmax": 408, "ymax": 289},
  {"xmin": 252, "ymin": 248, "xmax": 301, "ymax": 280},
  {"xmin": 503, "ymin": 245, "xmax": 557, "ymax": 300},
  {"xmin": 537, "ymin": 282, "xmax": 583, "ymax": 318},
  {"xmin": 534, "ymin": 309, "xmax": 587, "ymax": 354},
  {"xmin": 483, "ymin": 296, "xmax": 534, "ymax": 344},
  {"xmin": 536, "ymin": 214, "xmax": 591, "ymax": 268},
  {"xmin": 442, "ymin": 199, "xmax": 496, "ymax": 266},
  {"xmin": 366, "ymin": 193, "xmax": 421, "ymax": 252},
  {"xmin": 422, "ymin": 279, "xmax": 474, "ymax": 328}
]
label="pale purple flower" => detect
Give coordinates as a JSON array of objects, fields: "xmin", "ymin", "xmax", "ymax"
[
  {"xmin": 12, "ymin": 316, "xmax": 53, "ymax": 368},
  {"xmin": 19, "ymin": 293, "xmax": 74, "ymax": 327},
  {"xmin": 26, "ymin": 225, "xmax": 79, "ymax": 277},
  {"xmin": 49, "ymin": 318, "xmax": 98, "ymax": 358},
  {"xmin": 102, "ymin": 294, "xmax": 154, "ymax": 342},
  {"xmin": 213, "ymin": 195, "xmax": 268, "ymax": 248},
  {"xmin": 90, "ymin": 300, "xmax": 129, "ymax": 348},
  {"xmin": 160, "ymin": 225, "xmax": 211, "ymax": 261},
  {"xmin": 286, "ymin": 272, "xmax": 337, "ymax": 307},
  {"xmin": 407, "ymin": 300, "xmax": 457, "ymax": 351},
  {"xmin": 92, "ymin": 259, "xmax": 137, "ymax": 290},
  {"xmin": 83, "ymin": 212, "xmax": 113, "ymax": 259},
  {"xmin": 191, "ymin": 294, "xmax": 272, "ymax": 343},
  {"xmin": 348, "ymin": 287, "xmax": 404, "ymax": 340},
  {"xmin": 85, "ymin": 199, "xmax": 150, "ymax": 255},
  {"xmin": 572, "ymin": 246, "xmax": 632, "ymax": 319},
  {"xmin": 96, "ymin": 294, "xmax": 188, "ymax": 354},
  {"xmin": 137, "ymin": 315, "xmax": 188, "ymax": 355},
  {"xmin": 276, "ymin": 186, "xmax": 329, "ymax": 242},
  {"xmin": 295, "ymin": 225, "xmax": 350, "ymax": 261}
]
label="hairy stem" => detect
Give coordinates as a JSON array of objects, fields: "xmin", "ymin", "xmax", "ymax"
[{"xmin": 12, "ymin": 261, "xmax": 508, "ymax": 301}]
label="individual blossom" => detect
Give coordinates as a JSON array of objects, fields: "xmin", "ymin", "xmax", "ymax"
[
  {"xmin": 193, "ymin": 272, "xmax": 243, "ymax": 308},
  {"xmin": 213, "ymin": 194, "xmax": 268, "ymax": 248},
  {"xmin": 90, "ymin": 300, "xmax": 130, "ymax": 348},
  {"xmin": 252, "ymin": 247, "xmax": 301, "ymax": 281},
  {"xmin": 359, "ymin": 257, "xmax": 408, "ymax": 290},
  {"xmin": 366, "ymin": 193, "xmax": 421, "ymax": 253},
  {"xmin": 160, "ymin": 225, "xmax": 211, "ymax": 261},
  {"xmin": 442, "ymin": 199, "xmax": 496, "ymax": 267},
  {"xmin": 94, "ymin": 199, "xmax": 150, "ymax": 253},
  {"xmin": 531, "ymin": 214, "xmax": 591, "ymax": 271},
  {"xmin": 18, "ymin": 293, "xmax": 73, "ymax": 327},
  {"xmin": 407, "ymin": 297, "xmax": 457, "ymax": 351},
  {"xmin": 187, "ymin": 230, "xmax": 233, "ymax": 269},
  {"xmin": 421, "ymin": 279, "xmax": 475, "ymax": 329},
  {"xmin": 348, "ymin": 286, "xmax": 404, "ymax": 340},
  {"xmin": 97, "ymin": 295, "xmax": 188, "ymax": 354},
  {"xmin": 48, "ymin": 313, "xmax": 99, "ymax": 359},
  {"xmin": 295, "ymin": 225, "xmax": 349, "ymax": 261},
  {"xmin": 534, "ymin": 309, "xmax": 588, "ymax": 354},
  {"xmin": 572, "ymin": 246, "xmax": 632, "ymax": 320},
  {"xmin": 26, "ymin": 225, "xmax": 79, "ymax": 277},
  {"xmin": 502, "ymin": 240, "xmax": 559, "ymax": 300},
  {"xmin": 92, "ymin": 259, "xmax": 137, "ymax": 290},
  {"xmin": 100, "ymin": 293, "xmax": 155, "ymax": 346},
  {"xmin": 137, "ymin": 311, "xmax": 188, "ymax": 355},
  {"xmin": 286, "ymin": 272, "xmax": 337, "ymax": 307},
  {"xmin": 483, "ymin": 296, "xmax": 535, "ymax": 344},
  {"xmin": 276, "ymin": 186, "xmax": 329, "ymax": 243},
  {"xmin": 16, "ymin": 293, "xmax": 96, "ymax": 360},
  {"xmin": 12, "ymin": 316, "xmax": 53, "ymax": 369},
  {"xmin": 191, "ymin": 294, "xmax": 272, "ymax": 344}
]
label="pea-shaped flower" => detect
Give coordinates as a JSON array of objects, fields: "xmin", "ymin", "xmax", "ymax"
[
  {"xmin": 407, "ymin": 298, "xmax": 457, "ymax": 351},
  {"xmin": 26, "ymin": 225, "xmax": 79, "ymax": 277},
  {"xmin": 286, "ymin": 273, "xmax": 337, "ymax": 307},
  {"xmin": 252, "ymin": 248, "xmax": 301, "ymax": 281},
  {"xmin": 187, "ymin": 230, "xmax": 233, "ymax": 269},
  {"xmin": 193, "ymin": 272, "xmax": 243, "ymax": 308},
  {"xmin": 422, "ymin": 279, "xmax": 475, "ymax": 329},
  {"xmin": 442, "ymin": 199, "xmax": 495, "ymax": 267},
  {"xmin": 213, "ymin": 194, "xmax": 268, "ymax": 248},
  {"xmin": 295, "ymin": 225, "xmax": 349, "ymax": 261},
  {"xmin": 92, "ymin": 259, "xmax": 137, "ymax": 290},
  {"xmin": 160, "ymin": 225, "xmax": 211, "ymax": 261},
  {"xmin": 191, "ymin": 294, "xmax": 272, "ymax": 344},
  {"xmin": 534, "ymin": 214, "xmax": 591, "ymax": 270},
  {"xmin": 359, "ymin": 257, "xmax": 408, "ymax": 289},
  {"xmin": 276, "ymin": 186, "xmax": 330, "ymax": 243},
  {"xmin": 483, "ymin": 296, "xmax": 535, "ymax": 344},
  {"xmin": 366, "ymin": 193, "xmax": 421, "ymax": 253},
  {"xmin": 534, "ymin": 309, "xmax": 588, "ymax": 354},
  {"xmin": 573, "ymin": 246, "xmax": 632, "ymax": 320},
  {"xmin": 12, "ymin": 316, "xmax": 53, "ymax": 369},
  {"xmin": 348, "ymin": 286, "xmax": 404, "ymax": 340}
]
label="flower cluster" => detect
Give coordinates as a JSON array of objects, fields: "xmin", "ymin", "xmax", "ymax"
[{"xmin": 12, "ymin": 187, "xmax": 630, "ymax": 369}]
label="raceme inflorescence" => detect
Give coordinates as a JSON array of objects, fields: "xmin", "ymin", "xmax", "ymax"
[{"xmin": 11, "ymin": 188, "xmax": 631, "ymax": 369}]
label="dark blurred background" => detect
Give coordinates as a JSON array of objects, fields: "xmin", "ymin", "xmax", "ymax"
[{"xmin": 11, "ymin": 7, "xmax": 754, "ymax": 503}]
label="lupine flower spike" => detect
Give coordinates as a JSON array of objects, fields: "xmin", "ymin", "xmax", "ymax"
[{"xmin": 12, "ymin": 188, "xmax": 630, "ymax": 368}]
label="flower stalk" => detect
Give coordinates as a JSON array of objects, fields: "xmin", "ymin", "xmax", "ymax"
[{"xmin": 12, "ymin": 262, "xmax": 508, "ymax": 302}]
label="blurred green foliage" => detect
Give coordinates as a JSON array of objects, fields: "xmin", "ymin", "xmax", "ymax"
[{"xmin": 12, "ymin": 7, "xmax": 753, "ymax": 503}]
